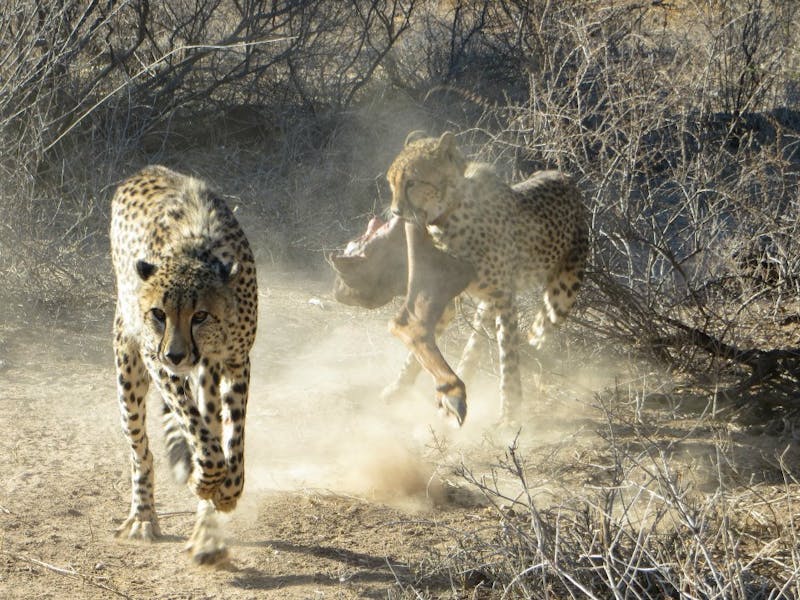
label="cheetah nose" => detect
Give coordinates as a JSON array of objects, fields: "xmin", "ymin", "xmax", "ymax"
[{"xmin": 165, "ymin": 350, "xmax": 185, "ymax": 365}]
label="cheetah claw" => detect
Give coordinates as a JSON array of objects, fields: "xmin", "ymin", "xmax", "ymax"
[{"xmin": 115, "ymin": 514, "xmax": 162, "ymax": 542}]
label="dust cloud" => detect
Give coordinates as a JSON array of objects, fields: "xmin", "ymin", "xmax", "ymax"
[
  {"xmin": 243, "ymin": 295, "xmax": 446, "ymax": 505},
  {"xmin": 1, "ymin": 263, "xmax": 622, "ymax": 515},
  {"xmin": 233, "ymin": 270, "xmax": 621, "ymax": 515}
]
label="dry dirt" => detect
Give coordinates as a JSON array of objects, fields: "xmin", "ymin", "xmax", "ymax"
[{"xmin": 0, "ymin": 272, "xmax": 796, "ymax": 599}]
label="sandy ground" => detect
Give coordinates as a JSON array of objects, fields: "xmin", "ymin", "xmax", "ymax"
[
  {"xmin": 2, "ymin": 271, "xmax": 795, "ymax": 599},
  {"xmin": 0, "ymin": 271, "xmax": 603, "ymax": 599}
]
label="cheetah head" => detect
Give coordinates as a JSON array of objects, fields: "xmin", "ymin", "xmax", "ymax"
[
  {"xmin": 387, "ymin": 131, "xmax": 466, "ymax": 227},
  {"xmin": 134, "ymin": 254, "xmax": 240, "ymax": 375}
]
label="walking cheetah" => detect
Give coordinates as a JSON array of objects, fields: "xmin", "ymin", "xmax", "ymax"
[
  {"xmin": 386, "ymin": 131, "xmax": 588, "ymax": 424},
  {"xmin": 110, "ymin": 165, "xmax": 258, "ymax": 564}
]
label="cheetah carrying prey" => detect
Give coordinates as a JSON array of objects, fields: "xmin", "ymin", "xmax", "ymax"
[
  {"xmin": 110, "ymin": 166, "xmax": 258, "ymax": 564},
  {"xmin": 377, "ymin": 131, "xmax": 588, "ymax": 425}
]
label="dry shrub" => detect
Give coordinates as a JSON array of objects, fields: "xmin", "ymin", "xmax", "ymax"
[
  {"xmin": 391, "ymin": 393, "xmax": 800, "ymax": 599},
  {"xmin": 0, "ymin": 0, "xmax": 422, "ymax": 316}
]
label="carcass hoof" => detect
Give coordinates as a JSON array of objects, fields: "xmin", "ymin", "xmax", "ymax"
[{"xmin": 438, "ymin": 393, "xmax": 467, "ymax": 427}]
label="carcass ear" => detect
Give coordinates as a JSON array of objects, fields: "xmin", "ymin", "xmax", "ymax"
[
  {"xmin": 329, "ymin": 253, "xmax": 366, "ymax": 274},
  {"xmin": 135, "ymin": 259, "xmax": 157, "ymax": 281},
  {"xmin": 404, "ymin": 130, "xmax": 428, "ymax": 146}
]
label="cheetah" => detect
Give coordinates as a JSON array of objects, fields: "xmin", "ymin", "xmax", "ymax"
[
  {"xmin": 386, "ymin": 131, "xmax": 588, "ymax": 425},
  {"xmin": 110, "ymin": 165, "xmax": 258, "ymax": 564}
]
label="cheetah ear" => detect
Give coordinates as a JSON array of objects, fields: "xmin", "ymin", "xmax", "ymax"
[
  {"xmin": 135, "ymin": 259, "xmax": 157, "ymax": 281},
  {"xmin": 436, "ymin": 131, "xmax": 457, "ymax": 154},
  {"xmin": 436, "ymin": 131, "xmax": 466, "ymax": 173},
  {"xmin": 404, "ymin": 130, "xmax": 428, "ymax": 147},
  {"xmin": 218, "ymin": 260, "xmax": 241, "ymax": 284}
]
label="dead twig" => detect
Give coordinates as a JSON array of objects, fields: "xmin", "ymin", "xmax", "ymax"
[
  {"xmin": 1, "ymin": 549, "xmax": 133, "ymax": 599},
  {"xmin": 157, "ymin": 510, "xmax": 195, "ymax": 519},
  {"xmin": 651, "ymin": 316, "xmax": 800, "ymax": 393}
]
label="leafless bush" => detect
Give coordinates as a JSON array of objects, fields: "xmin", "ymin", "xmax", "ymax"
[
  {"xmin": 391, "ymin": 395, "xmax": 800, "ymax": 599},
  {"xmin": 1, "ymin": 0, "xmax": 418, "ymax": 159},
  {"xmin": 2, "ymin": 0, "xmax": 800, "ymax": 387},
  {"xmin": 0, "ymin": 0, "xmax": 420, "ymax": 313},
  {"xmin": 392, "ymin": 0, "xmax": 800, "ymax": 395}
]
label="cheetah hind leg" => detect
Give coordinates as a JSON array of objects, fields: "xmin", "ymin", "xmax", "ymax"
[
  {"xmin": 185, "ymin": 499, "xmax": 228, "ymax": 566},
  {"xmin": 529, "ymin": 269, "xmax": 582, "ymax": 349}
]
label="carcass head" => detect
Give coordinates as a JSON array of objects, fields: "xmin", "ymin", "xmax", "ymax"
[{"xmin": 329, "ymin": 216, "xmax": 408, "ymax": 309}]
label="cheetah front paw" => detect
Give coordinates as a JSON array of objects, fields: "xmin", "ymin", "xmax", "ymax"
[
  {"xmin": 186, "ymin": 531, "xmax": 228, "ymax": 566},
  {"xmin": 115, "ymin": 513, "xmax": 162, "ymax": 542},
  {"xmin": 185, "ymin": 506, "xmax": 228, "ymax": 566}
]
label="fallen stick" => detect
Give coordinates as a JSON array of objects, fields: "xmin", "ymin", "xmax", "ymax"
[{"xmin": 1, "ymin": 550, "xmax": 133, "ymax": 599}]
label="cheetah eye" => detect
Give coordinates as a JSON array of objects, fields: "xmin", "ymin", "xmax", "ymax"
[
  {"xmin": 150, "ymin": 308, "xmax": 166, "ymax": 324},
  {"xmin": 192, "ymin": 311, "xmax": 209, "ymax": 325}
]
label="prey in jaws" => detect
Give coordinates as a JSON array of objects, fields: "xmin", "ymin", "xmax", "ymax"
[
  {"xmin": 330, "ymin": 215, "xmax": 476, "ymax": 425},
  {"xmin": 332, "ymin": 132, "xmax": 588, "ymax": 426}
]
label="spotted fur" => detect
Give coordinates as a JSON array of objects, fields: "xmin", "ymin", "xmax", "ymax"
[
  {"xmin": 387, "ymin": 131, "xmax": 588, "ymax": 422},
  {"xmin": 110, "ymin": 165, "xmax": 257, "ymax": 564}
]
